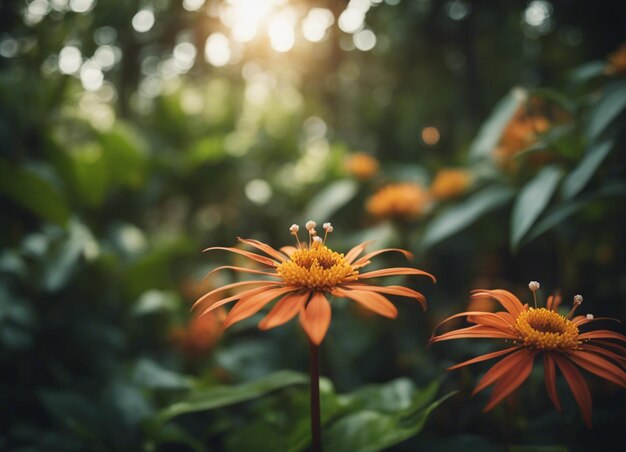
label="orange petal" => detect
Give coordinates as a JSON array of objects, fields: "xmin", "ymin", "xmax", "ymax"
[
  {"xmin": 554, "ymin": 354, "xmax": 593, "ymax": 428},
  {"xmin": 567, "ymin": 351, "xmax": 626, "ymax": 389},
  {"xmin": 431, "ymin": 324, "xmax": 518, "ymax": 343},
  {"xmin": 198, "ymin": 285, "xmax": 278, "ymax": 316},
  {"xmin": 544, "ymin": 354, "xmax": 562, "ymax": 412},
  {"xmin": 259, "ymin": 291, "xmax": 309, "ymax": 330},
  {"xmin": 483, "ymin": 349, "xmax": 534, "ymax": 412},
  {"xmin": 299, "ymin": 291, "xmax": 332, "ymax": 345},
  {"xmin": 483, "ymin": 350, "xmax": 535, "ymax": 413},
  {"xmin": 352, "ymin": 248, "xmax": 413, "ymax": 268},
  {"xmin": 430, "ymin": 311, "xmax": 512, "ymax": 340},
  {"xmin": 572, "ymin": 316, "xmax": 621, "ymax": 327},
  {"xmin": 447, "ymin": 346, "xmax": 521, "ymax": 371},
  {"xmin": 344, "ymin": 240, "xmax": 375, "ymax": 264},
  {"xmin": 587, "ymin": 341, "xmax": 626, "ymax": 362},
  {"xmin": 358, "ymin": 267, "xmax": 436, "ymax": 282},
  {"xmin": 237, "ymin": 237, "xmax": 288, "ymax": 262},
  {"xmin": 203, "ymin": 246, "xmax": 278, "ymax": 267},
  {"xmin": 193, "ymin": 280, "xmax": 281, "ymax": 309},
  {"xmin": 471, "ymin": 311, "xmax": 516, "ymax": 329},
  {"xmin": 342, "ymin": 284, "xmax": 426, "ymax": 310},
  {"xmin": 333, "ymin": 287, "xmax": 398, "ymax": 319},
  {"xmin": 206, "ymin": 265, "xmax": 279, "ymax": 278},
  {"xmin": 223, "ymin": 286, "xmax": 298, "ymax": 328},
  {"xmin": 471, "ymin": 289, "xmax": 525, "ymax": 318},
  {"xmin": 579, "ymin": 330, "xmax": 626, "ymax": 342},
  {"xmin": 546, "ymin": 294, "xmax": 562, "ymax": 311},
  {"xmin": 474, "ymin": 348, "xmax": 534, "ymax": 395}
]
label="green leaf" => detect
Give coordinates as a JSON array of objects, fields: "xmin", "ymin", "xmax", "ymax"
[
  {"xmin": 561, "ymin": 140, "xmax": 613, "ymax": 200},
  {"xmin": 586, "ymin": 82, "xmax": 626, "ymax": 141},
  {"xmin": 71, "ymin": 143, "xmax": 108, "ymax": 207},
  {"xmin": 510, "ymin": 165, "xmax": 562, "ymax": 251},
  {"xmin": 323, "ymin": 383, "xmax": 456, "ymax": 452},
  {"xmin": 156, "ymin": 370, "xmax": 308, "ymax": 423},
  {"xmin": 302, "ymin": 179, "xmax": 358, "ymax": 223},
  {"xmin": 99, "ymin": 123, "xmax": 147, "ymax": 188},
  {"xmin": 420, "ymin": 185, "xmax": 514, "ymax": 250},
  {"xmin": 568, "ymin": 60, "xmax": 606, "ymax": 84},
  {"xmin": 522, "ymin": 182, "xmax": 626, "ymax": 246},
  {"xmin": 469, "ymin": 88, "xmax": 527, "ymax": 160},
  {"xmin": 132, "ymin": 359, "xmax": 192, "ymax": 390},
  {"xmin": 0, "ymin": 159, "xmax": 70, "ymax": 226},
  {"xmin": 187, "ymin": 135, "xmax": 225, "ymax": 166}
]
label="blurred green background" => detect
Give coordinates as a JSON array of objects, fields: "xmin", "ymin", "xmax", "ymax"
[{"xmin": 1, "ymin": 0, "xmax": 626, "ymax": 450}]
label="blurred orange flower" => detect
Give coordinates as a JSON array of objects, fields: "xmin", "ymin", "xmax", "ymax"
[
  {"xmin": 494, "ymin": 103, "xmax": 551, "ymax": 168},
  {"xmin": 171, "ymin": 308, "xmax": 225, "ymax": 356},
  {"xmin": 606, "ymin": 42, "xmax": 626, "ymax": 75},
  {"xmin": 195, "ymin": 221, "xmax": 434, "ymax": 345},
  {"xmin": 345, "ymin": 153, "xmax": 380, "ymax": 180},
  {"xmin": 430, "ymin": 283, "xmax": 626, "ymax": 427},
  {"xmin": 430, "ymin": 168, "xmax": 472, "ymax": 200},
  {"xmin": 366, "ymin": 183, "xmax": 431, "ymax": 220}
]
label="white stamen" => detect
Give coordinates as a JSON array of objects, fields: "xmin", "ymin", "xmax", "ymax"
[
  {"xmin": 528, "ymin": 281, "xmax": 540, "ymax": 292},
  {"xmin": 289, "ymin": 224, "xmax": 300, "ymax": 233},
  {"xmin": 305, "ymin": 220, "xmax": 316, "ymax": 231},
  {"xmin": 586, "ymin": 314, "xmax": 594, "ymax": 320},
  {"xmin": 323, "ymin": 222, "xmax": 333, "ymax": 232},
  {"xmin": 313, "ymin": 236, "xmax": 323, "ymax": 243},
  {"xmin": 574, "ymin": 294, "xmax": 583, "ymax": 305}
]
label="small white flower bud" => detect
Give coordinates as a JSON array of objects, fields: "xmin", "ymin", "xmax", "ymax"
[
  {"xmin": 313, "ymin": 236, "xmax": 323, "ymax": 243},
  {"xmin": 574, "ymin": 294, "xmax": 583, "ymax": 305},
  {"xmin": 305, "ymin": 220, "xmax": 316, "ymax": 231},
  {"xmin": 289, "ymin": 224, "xmax": 300, "ymax": 233},
  {"xmin": 528, "ymin": 281, "xmax": 540, "ymax": 292},
  {"xmin": 586, "ymin": 314, "xmax": 594, "ymax": 320}
]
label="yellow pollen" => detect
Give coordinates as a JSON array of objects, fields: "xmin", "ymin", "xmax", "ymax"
[
  {"xmin": 515, "ymin": 308, "xmax": 580, "ymax": 351},
  {"xmin": 276, "ymin": 243, "xmax": 358, "ymax": 290}
]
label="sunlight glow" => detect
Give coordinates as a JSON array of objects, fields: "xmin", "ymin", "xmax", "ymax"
[
  {"xmin": 302, "ymin": 8, "xmax": 334, "ymax": 42},
  {"xmin": 132, "ymin": 9, "xmax": 155, "ymax": 33},
  {"xmin": 268, "ymin": 11, "xmax": 296, "ymax": 53},
  {"xmin": 204, "ymin": 33, "xmax": 231, "ymax": 67}
]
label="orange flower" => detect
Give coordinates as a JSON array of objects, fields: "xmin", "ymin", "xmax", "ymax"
[
  {"xmin": 195, "ymin": 221, "xmax": 434, "ymax": 345},
  {"xmin": 430, "ymin": 168, "xmax": 472, "ymax": 200},
  {"xmin": 606, "ymin": 42, "xmax": 626, "ymax": 75},
  {"xmin": 430, "ymin": 282, "xmax": 626, "ymax": 427},
  {"xmin": 366, "ymin": 183, "xmax": 431, "ymax": 220},
  {"xmin": 171, "ymin": 309, "xmax": 225, "ymax": 356},
  {"xmin": 345, "ymin": 153, "xmax": 379, "ymax": 180}
]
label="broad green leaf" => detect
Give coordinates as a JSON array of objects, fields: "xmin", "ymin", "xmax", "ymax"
[
  {"xmin": 510, "ymin": 165, "xmax": 562, "ymax": 251},
  {"xmin": 586, "ymin": 82, "xmax": 626, "ymax": 141},
  {"xmin": 469, "ymin": 88, "xmax": 527, "ymax": 160},
  {"xmin": 187, "ymin": 135, "xmax": 225, "ymax": 166},
  {"xmin": 420, "ymin": 185, "xmax": 514, "ymax": 250},
  {"xmin": 523, "ymin": 182, "xmax": 626, "ymax": 246},
  {"xmin": 156, "ymin": 370, "xmax": 308, "ymax": 423},
  {"xmin": 99, "ymin": 123, "xmax": 147, "ymax": 188},
  {"xmin": 323, "ymin": 384, "xmax": 456, "ymax": 452},
  {"xmin": 71, "ymin": 143, "xmax": 108, "ymax": 207},
  {"xmin": 132, "ymin": 359, "xmax": 192, "ymax": 390},
  {"xmin": 302, "ymin": 179, "xmax": 358, "ymax": 223},
  {"xmin": 0, "ymin": 159, "xmax": 70, "ymax": 226},
  {"xmin": 568, "ymin": 60, "xmax": 606, "ymax": 84},
  {"xmin": 561, "ymin": 140, "xmax": 613, "ymax": 200},
  {"xmin": 338, "ymin": 378, "xmax": 415, "ymax": 413}
]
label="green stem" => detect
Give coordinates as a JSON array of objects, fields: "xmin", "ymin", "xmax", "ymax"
[{"xmin": 309, "ymin": 341, "xmax": 322, "ymax": 452}]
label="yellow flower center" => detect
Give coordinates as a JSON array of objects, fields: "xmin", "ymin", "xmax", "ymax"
[
  {"xmin": 276, "ymin": 242, "xmax": 358, "ymax": 291},
  {"xmin": 515, "ymin": 308, "xmax": 580, "ymax": 351}
]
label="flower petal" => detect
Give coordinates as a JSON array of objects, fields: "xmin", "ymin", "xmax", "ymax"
[
  {"xmin": 471, "ymin": 289, "xmax": 525, "ymax": 318},
  {"xmin": 430, "ymin": 311, "xmax": 513, "ymax": 341},
  {"xmin": 193, "ymin": 280, "xmax": 281, "ymax": 310},
  {"xmin": 279, "ymin": 245, "xmax": 297, "ymax": 256},
  {"xmin": 237, "ymin": 238, "xmax": 289, "ymax": 262},
  {"xmin": 342, "ymin": 284, "xmax": 426, "ymax": 310},
  {"xmin": 352, "ymin": 248, "xmax": 413, "ymax": 268},
  {"xmin": 431, "ymin": 324, "xmax": 518, "ymax": 343},
  {"xmin": 447, "ymin": 346, "xmax": 521, "ymax": 371},
  {"xmin": 546, "ymin": 294, "xmax": 562, "ymax": 311},
  {"xmin": 567, "ymin": 351, "xmax": 626, "ymax": 389},
  {"xmin": 223, "ymin": 286, "xmax": 298, "ymax": 328},
  {"xmin": 544, "ymin": 354, "xmax": 562, "ymax": 412},
  {"xmin": 299, "ymin": 291, "xmax": 332, "ymax": 345},
  {"xmin": 473, "ymin": 348, "xmax": 534, "ymax": 395},
  {"xmin": 553, "ymin": 354, "xmax": 593, "ymax": 428},
  {"xmin": 333, "ymin": 287, "xmax": 398, "ymax": 318},
  {"xmin": 579, "ymin": 330, "xmax": 626, "ymax": 342},
  {"xmin": 482, "ymin": 349, "xmax": 534, "ymax": 412},
  {"xmin": 259, "ymin": 291, "xmax": 309, "ymax": 330},
  {"xmin": 203, "ymin": 246, "xmax": 278, "ymax": 267},
  {"xmin": 344, "ymin": 241, "xmax": 375, "ymax": 264},
  {"xmin": 358, "ymin": 267, "xmax": 436, "ymax": 282}
]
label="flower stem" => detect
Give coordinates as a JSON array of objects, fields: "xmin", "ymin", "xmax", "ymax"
[{"xmin": 309, "ymin": 341, "xmax": 322, "ymax": 452}]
